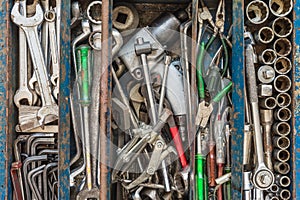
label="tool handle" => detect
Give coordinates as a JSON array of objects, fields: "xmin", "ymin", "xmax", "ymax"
[
  {"xmin": 209, "ymin": 144, "xmax": 216, "ymax": 187},
  {"xmin": 169, "ymin": 126, "xmax": 188, "ymax": 168},
  {"xmin": 213, "ymin": 82, "xmax": 232, "ymax": 103},
  {"xmin": 78, "ymin": 45, "xmax": 91, "ymax": 105},
  {"xmin": 196, "ymin": 154, "xmax": 205, "ymax": 200},
  {"xmin": 245, "ymin": 45, "xmax": 258, "ymax": 103},
  {"xmin": 217, "ymin": 164, "xmax": 224, "ymax": 200},
  {"xmin": 196, "ymin": 42, "xmax": 206, "ymax": 99},
  {"xmin": 224, "ymin": 167, "xmax": 231, "ymax": 200}
]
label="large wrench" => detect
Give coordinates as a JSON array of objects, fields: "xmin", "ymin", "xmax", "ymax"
[
  {"xmin": 11, "ymin": 3, "xmax": 58, "ymax": 125},
  {"xmin": 245, "ymin": 43, "xmax": 274, "ymax": 190},
  {"xmin": 14, "ymin": 0, "xmax": 34, "ymax": 108}
]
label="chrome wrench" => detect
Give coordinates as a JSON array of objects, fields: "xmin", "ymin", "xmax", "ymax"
[
  {"xmin": 45, "ymin": 9, "xmax": 59, "ymax": 98},
  {"xmin": 245, "ymin": 43, "xmax": 274, "ymax": 190},
  {"xmin": 11, "ymin": 3, "xmax": 58, "ymax": 126},
  {"xmin": 14, "ymin": 0, "xmax": 34, "ymax": 108}
]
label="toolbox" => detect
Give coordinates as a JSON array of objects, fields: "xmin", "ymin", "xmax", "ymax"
[{"xmin": 0, "ymin": 0, "xmax": 299, "ymax": 199}]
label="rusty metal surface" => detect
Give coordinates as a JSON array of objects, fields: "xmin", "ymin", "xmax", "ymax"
[
  {"xmin": 231, "ymin": 0, "xmax": 244, "ymax": 198},
  {"xmin": 100, "ymin": 0, "xmax": 113, "ymax": 199},
  {"xmin": 58, "ymin": 0, "xmax": 71, "ymax": 198},
  {"xmin": 293, "ymin": 0, "xmax": 300, "ymax": 197},
  {"xmin": 0, "ymin": 0, "xmax": 9, "ymax": 199}
]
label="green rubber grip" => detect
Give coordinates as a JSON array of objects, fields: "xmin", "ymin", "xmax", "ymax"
[
  {"xmin": 224, "ymin": 167, "xmax": 231, "ymax": 200},
  {"xmin": 195, "ymin": 154, "xmax": 205, "ymax": 200},
  {"xmin": 220, "ymin": 36, "xmax": 229, "ymax": 77},
  {"xmin": 78, "ymin": 45, "xmax": 91, "ymax": 105},
  {"xmin": 196, "ymin": 42, "xmax": 206, "ymax": 100},
  {"xmin": 213, "ymin": 82, "xmax": 232, "ymax": 103}
]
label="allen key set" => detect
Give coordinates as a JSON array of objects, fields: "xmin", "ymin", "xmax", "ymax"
[{"xmin": 3, "ymin": 0, "xmax": 299, "ymax": 199}]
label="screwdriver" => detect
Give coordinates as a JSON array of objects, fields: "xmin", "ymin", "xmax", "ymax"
[
  {"xmin": 196, "ymin": 130, "xmax": 206, "ymax": 200},
  {"xmin": 77, "ymin": 45, "xmax": 93, "ymax": 190}
]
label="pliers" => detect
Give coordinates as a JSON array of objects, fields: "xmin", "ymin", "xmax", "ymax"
[{"xmin": 197, "ymin": 0, "xmax": 229, "ymax": 81}]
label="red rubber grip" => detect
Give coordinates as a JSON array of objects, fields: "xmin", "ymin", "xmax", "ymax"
[{"xmin": 170, "ymin": 126, "xmax": 188, "ymax": 168}]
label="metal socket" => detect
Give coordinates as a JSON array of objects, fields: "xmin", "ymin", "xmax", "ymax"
[
  {"xmin": 273, "ymin": 136, "xmax": 290, "ymax": 149},
  {"xmin": 275, "ymin": 174, "xmax": 291, "ymax": 187},
  {"xmin": 246, "ymin": 0, "xmax": 269, "ymax": 24},
  {"xmin": 87, "ymin": 1, "xmax": 102, "ymax": 24},
  {"xmin": 272, "ymin": 17, "xmax": 293, "ymax": 37},
  {"xmin": 274, "ymin": 107, "xmax": 292, "ymax": 121},
  {"xmin": 269, "ymin": 183, "xmax": 280, "ymax": 193},
  {"xmin": 258, "ymin": 84, "xmax": 273, "ymax": 97},
  {"xmin": 274, "ymin": 162, "xmax": 290, "ymax": 174},
  {"xmin": 259, "ymin": 97, "xmax": 277, "ymax": 109},
  {"xmin": 112, "ymin": 3, "xmax": 139, "ymax": 34},
  {"xmin": 273, "ymin": 148, "xmax": 290, "ymax": 162},
  {"xmin": 257, "ymin": 65, "xmax": 276, "ymax": 83},
  {"xmin": 274, "ymin": 57, "xmax": 292, "ymax": 75},
  {"xmin": 276, "ymin": 92, "xmax": 291, "ymax": 107},
  {"xmin": 255, "ymin": 27, "xmax": 274, "ymax": 44},
  {"xmin": 274, "ymin": 75, "xmax": 291, "ymax": 93},
  {"xmin": 280, "ymin": 189, "xmax": 291, "ymax": 200},
  {"xmin": 273, "ymin": 122, "xmax": 290, "ymax": 136},
  {"xmin": 259, "ymin": 49, "xmax": 277, "ymax": 65},
  {"xmin": 269, "ymin": 0, "xmax": 293, "ymax": 17},
  {"xmin": 274, "ymin": 38, "xmax": 292, "ymax": 57}
]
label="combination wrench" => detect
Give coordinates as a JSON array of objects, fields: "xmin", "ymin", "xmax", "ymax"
[
  {"xmin": 14, "ymin": 0, "xmax": 34, "ymax": 108},
  {"xmin": 245, "ymin": 43, "xmax": 274, "ymax": 190},
  {"xmin": 11, "ymin": 2, "xmax": 58, "ymax": 126}
]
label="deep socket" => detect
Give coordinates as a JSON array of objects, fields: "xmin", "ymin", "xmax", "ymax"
[
  {"xmin": 274, "ymin": 107, "xmax": 292, "ymax": 122},
  {"xmin": 273, "ymin": 148, "xmax": 290, "ymax": 162},
  {"xmin": 280, "ymin": 189, "xmax": 291, "ymax": 200},
  {"xmin": 259, "ymin": 49, "xmax": 277, "ymax": 65},
  {"xmin": 269, "ymin": 0, "xmax": 293, "ymax": 17},
  {"xmin": 272, "ymin": 136, "xmax": 290, "ymax": 150},
  {"xmin": 272, "ymin": 17, "xmax": 293, "ymax": 38},
  {"xmin": 274, "ymin": 38, "xmax": 292, "ymax": 57},
  {"xmin": 246, "ymin": 0, "xmax": 269, "ymax": 24},
  {"xmin": 255, "ymin": 27, "xmax": 274, "ymax": 44},
  {"xmin": 274, "ymin": 162, "xmax": 290, "ymax": 174},
  {"xmin": 269, "ymin": 183, "xmax": 280, "ymax": 193},
  {"xmin": 276, "ymin": 92, "xmax": 291, "ymax": 107},
  {"xmin": 259, "ymin": 97, "xmax": 277, "ymax": 109},
  {"xmin": 275, "ymin": 174, "xmax": 291, "ymax": 187},
  {"xmin": 274, "ymin": 57, "xmax": 292, "ymax": 75},
  {"xmin": 257, "ymin": 65, "xmax": 275, "ymax": 83},
  {"xmin": 274, "ymin": 75, "xmax": 292, "ymax": 93},
  {"xmin": 272, "ymin": 122, "xmax": 290, "ymax": 136}
]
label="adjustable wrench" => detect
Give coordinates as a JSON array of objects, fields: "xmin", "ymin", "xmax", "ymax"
[
  {"xmin": 11, "ymin": 3, "xmax": 59, "ymax": 126},
  {"xmin": 245, "ymin": 43, "xmax": 274, "ymax": 190},
  {"xmin": 14, "ymin": 0, "xmax": 34, "ymax": 108}
]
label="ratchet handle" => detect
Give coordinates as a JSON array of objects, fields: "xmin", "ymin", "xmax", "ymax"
[
  {"xmin": 169, "ymin": 126, "xmax": 188, "ymax": 168},
  {"xmin": 245, "ymin": 45, "xmax": 258, "ymax": 103},
  {"xmin": 196, "ymin": 154, "xmax": 205, "ymax": 200},
  {"xmin": 213, "ymin": 82, "xmax": 232, "ymax": 103},
  {"xmin": 78, "ymin": 45, "xmax": 91, "ymax": 105}
]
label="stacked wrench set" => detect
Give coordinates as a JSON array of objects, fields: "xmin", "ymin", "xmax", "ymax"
[
  {"xmin": 10, "ymin": 0, "xmax": 61, "ymax": 199},
  {"xmin": 243, "ymin": 0, "xmax": 293, "ymax": 199}
]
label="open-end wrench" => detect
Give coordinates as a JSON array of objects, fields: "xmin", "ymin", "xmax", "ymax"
[
  {"xmin": 245, "ymin": 43, "xmax": 274, "ymax": 190},
  {"xmin": 45, "ymin": 9, "xmax": 59, "ymax": 98},
  {"xmin": 41, "ymin": 0, "xmax": 49, "ymax": 64},
  {"xmin": 14, "ymin": 0, "xmax": 34, "ymax": 108},
  {"xmin": 11, "ymin": 2, "xmax": 59, "ymax": 126}
]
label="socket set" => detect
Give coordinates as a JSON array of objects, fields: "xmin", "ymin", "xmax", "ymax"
[{"xmin": 244, "ymin": 0, "xmax": 293, "ymax": 199}]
